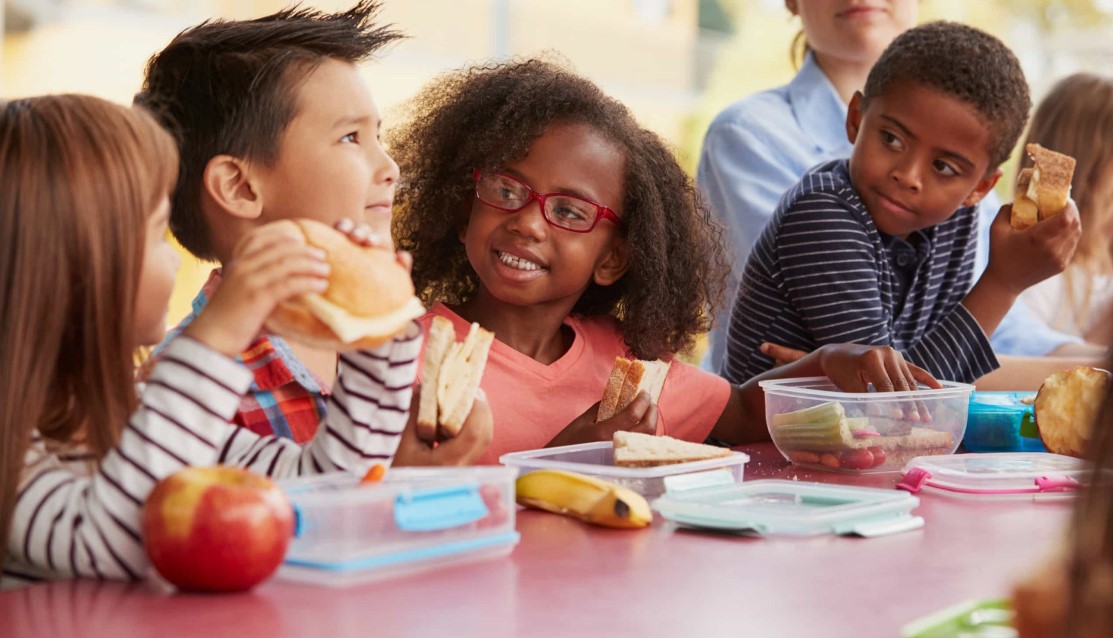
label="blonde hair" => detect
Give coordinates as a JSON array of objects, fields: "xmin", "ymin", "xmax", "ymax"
[
  {"xmin": 0, "ymin": 95, "xmax": 178, "ymax": 572},
  {"xmin": 1022, "ymin": 73, "xmax": 1113, "ymax": 322}
]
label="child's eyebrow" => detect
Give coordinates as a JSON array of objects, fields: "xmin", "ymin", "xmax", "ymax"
[
  {"xmin": 879, "ymin": 114, "xmax": 976, "ymax": 171},
  {"xmin": 331, "ymin": 114, "xmax": 376, "ymax": 129}
]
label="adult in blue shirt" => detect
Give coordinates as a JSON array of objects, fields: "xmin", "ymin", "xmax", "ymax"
[{"xmin": 697, "ymin": 0, "xmax": 1103, "ymax": 388}]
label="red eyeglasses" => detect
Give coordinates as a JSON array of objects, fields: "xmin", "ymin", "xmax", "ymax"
[{"xmin": 472, "ymin": 169, "xmax": 623, "ymax": 233}]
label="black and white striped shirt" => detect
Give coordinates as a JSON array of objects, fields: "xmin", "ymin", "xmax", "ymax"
[
  {"xmin": 722, "ymin": 159, "xmax": 998, "ymax": 384},
  {"xmin": 3, "ymin": 325, "xmax": 421, "ymax": 589}
]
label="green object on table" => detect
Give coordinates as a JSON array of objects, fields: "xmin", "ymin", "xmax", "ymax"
[
  {"xmin": 900, "ymin": 598, "xmax": 1016, "ymax": 637},
  {"xmin": 1019, "ymin": 412, "xmax": 1039, "ymax": 439}
]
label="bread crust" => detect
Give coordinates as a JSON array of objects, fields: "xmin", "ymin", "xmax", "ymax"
[{"xmin": 1011, "ymin": 144, "xmax": 1076, "ymax": 229}]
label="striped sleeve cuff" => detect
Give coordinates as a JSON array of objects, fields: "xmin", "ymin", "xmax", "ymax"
[{"xmin": 907, "ymin": 304, "xmax": 999, "ymax": 383}]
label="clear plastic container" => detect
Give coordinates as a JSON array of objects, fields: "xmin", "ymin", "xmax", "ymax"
[
  {"xmin": 277, "ymin": 467, "xmax": 519, "ymax": 587},
  {"xmin": 760, "ymin": 377, "xmax": 973, "ymax": 473},
  {"xmin": 963, "ymin": 391, "xmax": 1045, "ymax": 453},
  {"xmin": 652, "ymin": 479, "xmax": 923, "ymax": 537},
  {"xmin": 499, "ymin": 441, "xmax": 749, "ymax": 499},
  {"xmin": 897, "ymin": 452, "xmax": 1088, "ymax": 499}
]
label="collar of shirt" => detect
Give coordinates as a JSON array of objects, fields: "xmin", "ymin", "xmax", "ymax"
[
  {"xmin": 171, "ymin": 269, "xmax": 327, "ymax": 395},
  {"xmin": 788, "ymin": 51, "xmax": 851, "ymax": 158}
]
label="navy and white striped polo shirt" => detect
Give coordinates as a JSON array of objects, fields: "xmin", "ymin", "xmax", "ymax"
[{"xmin": 722, "ymin": 159, "xmax": 998, "ymax": 384}]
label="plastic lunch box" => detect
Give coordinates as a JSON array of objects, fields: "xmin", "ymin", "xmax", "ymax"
[
  {"xmin": 896, "ymin": 452, "xmax": 1088, "ymax": 499},
  {"xmin": 277, "ymin": 466, "xmax": 519, "ymax": 586},
  {"xmin": 760, "ymin": 377, "xmax": 973, "ymax": 473},
  {"xmin": 652, "ymin": 474, "xmax": 924, "ymax": 538},
  {"xmin": 500, "ymin": 441, "xmax": 749, "ymax": 499},
  {"xmin": 962, "ymin": 391, "xmax": 1046, "ymax": 453}
]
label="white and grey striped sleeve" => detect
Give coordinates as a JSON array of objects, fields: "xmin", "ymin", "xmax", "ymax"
[
  {"xmin": 9, "ymin": 335, "xmax": 253, "ymax": 582},
  {"xmin": 216, "ymin": 321, "xmax": 423, "ymax": 479}
]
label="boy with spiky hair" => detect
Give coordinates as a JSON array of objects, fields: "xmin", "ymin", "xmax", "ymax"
[
  {"xmin": 136, "ymin": 2, "xmax": 491, "ymax": 463},
  {"xmin": 724, "ymin": 21, "xmax": 1081, "ymax": 385}
]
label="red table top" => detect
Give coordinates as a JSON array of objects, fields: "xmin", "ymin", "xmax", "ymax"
[{"xmin": 1, "ymin": 443, "xmax": 1070, "ymax": 638}]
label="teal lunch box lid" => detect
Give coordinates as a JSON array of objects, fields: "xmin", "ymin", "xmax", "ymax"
[{"xmin": 652, "ymin": 476, "xmax": 923, "ymax": 538}]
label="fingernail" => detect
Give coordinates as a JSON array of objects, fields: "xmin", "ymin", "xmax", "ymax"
[
  {"xmin": 315, "ymin": 262, "xmax": 331, "ymax": 275},
  {"xmin": 336, "ymin": 218, "xmax": 354, "ymax": 232},
  {"xmin": 310, "ymin": 247, "xmax": 327, "ymax": 260}
]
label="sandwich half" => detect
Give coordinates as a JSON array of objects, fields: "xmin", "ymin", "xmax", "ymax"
[
  {"xmin": 612, "ymin": 431, "xmax": 731, "ymax": 467},
  {"xmin": 596, "ymin": 357, "xmax": 671, "ymax": 422},
  {"xmin": 1011, "ymin": 144, "xmax": 1076, "ymax": 230},
  {"xmin": 416, "ymin": 317, "xmax": 494, "ymax": 442}
]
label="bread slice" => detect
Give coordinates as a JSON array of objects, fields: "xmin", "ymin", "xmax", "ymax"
[
  {"xmin": 416, "ymin": 316, "xmax": 455, "ymax": 442},
  {"xmin": 1027, "ymin": 143, "xmax": 1075, "ymax": 219},
  {"xmin": 596, "ymin": 358, "xmax": 671, "ymax": 422},
  {"xmin": 414, "ymin": 318, "xmax": 494, "ymax": 442},
  {"xmin": 1011, "ymin": 168, "xmax": 1040, "ymax": 230},
  {"xmin": 597, "ymin": 358, "xmax": 631, "ymax": 422},
  {"xmin": 612, "ymin": 431, "xmax": 731, "ymax": 467},
  {"xmin": 1011, "ymin": 144, "xmax": 1076, "ymax": 230},
  {"xmin": 436, "ymin": 322, "xmax": 494, "ymax": 437}
]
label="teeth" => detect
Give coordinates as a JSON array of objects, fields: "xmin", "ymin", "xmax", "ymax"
[{"xmin": 498, "ymin": 251, "xmax": 542, "ymax": 271}]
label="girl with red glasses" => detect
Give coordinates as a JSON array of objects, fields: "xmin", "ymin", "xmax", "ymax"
[{"xmin": 390, "ymin": 59, "xmax": 932, "ymax": 463}]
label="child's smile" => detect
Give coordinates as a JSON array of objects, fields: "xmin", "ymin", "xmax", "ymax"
[{"xmin": 463, "ymin": 122, "xmax": 628, "ymax": 313}]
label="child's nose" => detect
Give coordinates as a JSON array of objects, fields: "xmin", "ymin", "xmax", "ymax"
[
  {"xmin": 369, "ymin": 143, "xmax": 400, "ymax": 184},
  {"xmin": 890, "ymin": 159, "xmax": 922, "ymax": 192},
  {"xmin": 505, "ymin": 198, "xmax": 549, "ymax": 239}
]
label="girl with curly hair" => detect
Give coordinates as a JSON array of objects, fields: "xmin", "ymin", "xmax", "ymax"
[{"xmin": 390, "ymin": 59, "xmax": 926, "ymax": 463}]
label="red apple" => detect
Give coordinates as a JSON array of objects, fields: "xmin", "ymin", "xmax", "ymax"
[{"xmin": 141, "ymin": 466, "xmax": 294, "ymax": 593}]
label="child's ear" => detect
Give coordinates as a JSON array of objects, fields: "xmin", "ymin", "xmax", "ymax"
[
  {"xmin": 203, "ymin": 155, "xmax": 264, "ymax": 220},
  {"xmin": 962, "ymin": 168, "xmax": 1002, "ymax": 207},
  {"xmin": 846, "ymin": 92, "xmax": 865, "ymax": 144},
  {"xmin": 593, "ymin": 236, "xmax": 629, "ymax": 287}
]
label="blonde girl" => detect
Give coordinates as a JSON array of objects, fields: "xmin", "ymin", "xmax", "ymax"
[
  {"xmin": 0, "ymin": 95, "xmax": 420, "ymax": 587},
  {"xmin": 1020, "ymin": 73, "xmax": 1113, "ymax": 346}
]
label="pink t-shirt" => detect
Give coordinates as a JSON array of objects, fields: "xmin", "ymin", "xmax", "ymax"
[{"xmin": 420, "ymin": 303, "xmax": 731, "ymax": 464}]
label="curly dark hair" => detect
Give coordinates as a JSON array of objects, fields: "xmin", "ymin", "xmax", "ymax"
[
  {"xmin": 388, "ymin": 58, "xmax": 729, "ymax": 360},
  {"xmin": 135, "ymin": 1, "xmax": 404, "ymax": 260},
  {"xmin": 863, "ymin": 21, "xmax": 1030, "ymax": 168}
]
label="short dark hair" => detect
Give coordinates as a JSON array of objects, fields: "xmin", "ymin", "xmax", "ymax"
[
  {"xmin": 388, "ymin": 58, "xmax": 729, "ymax": 360},
  {"xmin": 135, "ymin": 1, "xmax": 403, "ymax": 259},
  {"xmin": 863, "ymin": 21, "xmax": 1030, "ymax": 169}
]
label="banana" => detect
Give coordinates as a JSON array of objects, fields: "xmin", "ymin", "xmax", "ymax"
[{"xmin": 514, "ymin": 469, "xmax": 653, "ymax": 529}]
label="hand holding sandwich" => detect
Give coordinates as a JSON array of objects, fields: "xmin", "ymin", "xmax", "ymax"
[
  {"xmin": 186, "ymin": 218, "xmax": 420, "ymax": 357},
  {"xmin": 960, "ymin": 201, "xmax": 1081, "ymax": 340},
  {"xmin": 393, "ymin": 386, "xmax": 494, "ymax": 466},
  {"xmin": 987, "ymin": 199, "xmax": 1081, "ymax": 296},
  {"xmin": 545, "ymin": 392, "xmax": 657, "ymax": 449}
]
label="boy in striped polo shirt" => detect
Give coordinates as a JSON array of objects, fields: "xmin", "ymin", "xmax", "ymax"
[{"xmin": 723, "ymin": 22, "xmax": 1081, "ymax": 385}]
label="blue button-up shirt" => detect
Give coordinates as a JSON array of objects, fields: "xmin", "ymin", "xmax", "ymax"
[{"xmin": 696, "ymin": 52, "xmax": 1079, "ymax": 371}]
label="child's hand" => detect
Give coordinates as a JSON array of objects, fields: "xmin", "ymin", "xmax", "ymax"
[
  {"xmin": 334, "ymin": 217, "xmax": 412, "ymax": 274},
  {"xmin": 184, "ymin": 223, "xmax": 330, "ymax": 357},
  {"xmin": 393, "ymin": 387, "xmax": 493, "ymax": 466},
  {"xmin": 761, "ymin": 342, "xmax": 807, "ymax": 367},
  {"xmin": 546, "ymin": 392, "xmax": 657, "ymax": 448},
  {"xmin": 816, "ymin": 343, "xmax": 940, "ymax": 393},
  {"xmin": 985, "ymin": 201, "xmax": 1081, "ymax": 294}
]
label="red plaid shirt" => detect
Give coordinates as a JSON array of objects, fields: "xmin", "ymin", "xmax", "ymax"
[{"xmin": 155, "ymin": 270, "xmax": 329, "ymax": 442}]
